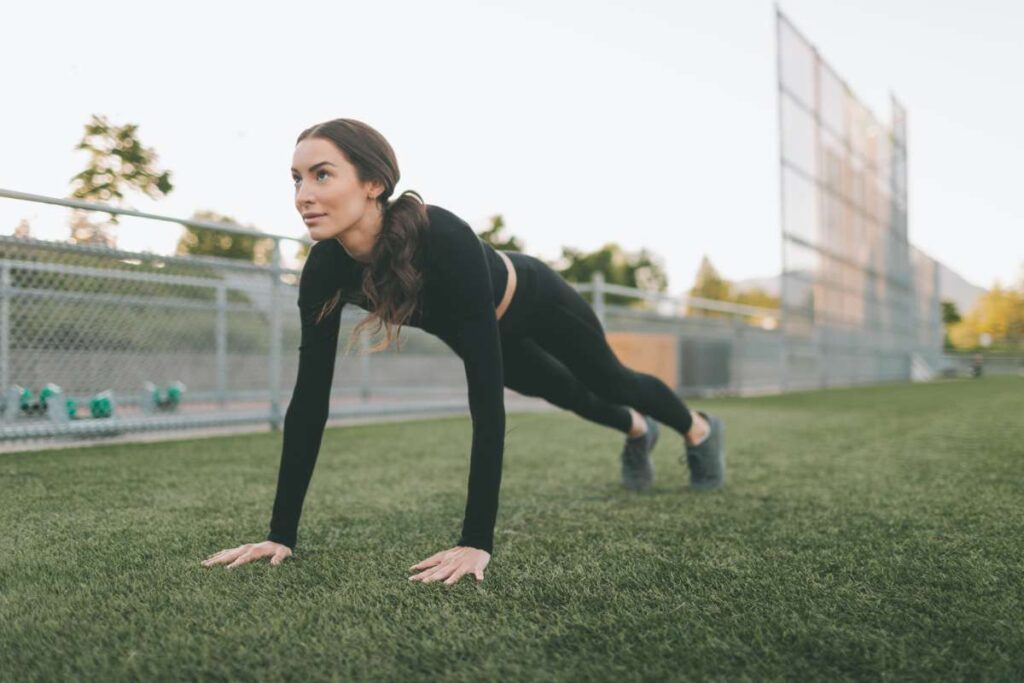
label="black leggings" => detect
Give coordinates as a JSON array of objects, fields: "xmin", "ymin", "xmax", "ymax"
[{"xmin": 492, "ymin": 252, "xmax": 695, "ymax": 438}]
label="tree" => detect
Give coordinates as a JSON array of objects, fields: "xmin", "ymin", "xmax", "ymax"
[
  {"xmin": 948, "ymin": 281, "xmax": 1024, "ymax": 351},
  {"xmin": 478, "ymin": 214, "xmax": 525, "ymax": 252},
  {"xmin": 733, "ymin": 287, "xmax": 781, "ymax": 327},
  {"xmin": 681, "ymin": 255, "xmax": 781, "ymax": 324},
  {"xmin": 941, "ymin": 299, "xmax": 962, "ymax": 350},
  {"xmin": 423, "ymin": 210, "xmax": 667, "ymax": 307},
  {"xmin": 687, "ymin": 255, "xmax": 733, "ymax": 318},
  {"xmin": 941, "ymin": 299, "xmax": 962, "ymax": 326},
  {"xmin": 68, "ymin": 114, "xmax": 174, "ymax": 248},
  {"xmin": 176, "ymin": 210, "xmax": 276, "ymax": 264},
  {"xmin": 555, "ymin": 243, "xmax": 668, "ymax": 307}
]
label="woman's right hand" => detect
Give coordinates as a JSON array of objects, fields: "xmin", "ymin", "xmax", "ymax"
[{"xmin": 201, "ymin": 541, "xmax": 292, "ymax": 569}]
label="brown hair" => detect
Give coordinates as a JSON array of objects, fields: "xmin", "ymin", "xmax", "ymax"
[{"xmin": 296, "ymin": 119, "xmax": 429, "ymax": 355}]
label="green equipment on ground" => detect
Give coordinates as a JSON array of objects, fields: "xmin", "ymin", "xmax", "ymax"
[
  {"xmin": 3, "ymin": 384, "xmax": 115, "ymax": 422},
  {"xmin": 5, "ymin": 383, "xmax": 76, "ymax": 419},
  {"xmin": 6, "ymin": 385, "xmax": 41, "ymax": 417},
  {"xmin": 8, "ymin": 385, "xmax": 34, "ymax": 416},
  {"xmin": 142, "ymin": 381, "xmax": 187, "ymax": 415},
  {"xmin": 49, "ymin": 386, "xmax": 116, "ymax": 422},
  {"xmin": 88, "ymin": 390, "xmax": 116, "ymax": 419}
]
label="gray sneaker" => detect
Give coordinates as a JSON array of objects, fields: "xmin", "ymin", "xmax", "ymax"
[
  {"xmin": 621, "ymin": 415, "xmax": 659, "ymax": 491},
  {"xmin": 682, "ymin": 410, "xmax": 725, "ymax": 490}
]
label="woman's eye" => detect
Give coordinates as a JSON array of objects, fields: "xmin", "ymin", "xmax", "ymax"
[{"xmin": 291, "ymin": 170, "xmax": 328, "ymax": 186}]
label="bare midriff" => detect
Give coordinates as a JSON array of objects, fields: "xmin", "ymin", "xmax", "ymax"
[{"xmin": 495, "ymin": 250, "xmax": 516, "ymax": 320}]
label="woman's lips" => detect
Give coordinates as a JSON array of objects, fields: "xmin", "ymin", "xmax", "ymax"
[{"xmin": 304, "ymin": 214, "xmax": 325, "ymax": 224}]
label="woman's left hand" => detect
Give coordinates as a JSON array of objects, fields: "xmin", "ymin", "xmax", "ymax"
[{"xmin": 408, "ymin": 546, "xmax": 490, "ymax": 585}]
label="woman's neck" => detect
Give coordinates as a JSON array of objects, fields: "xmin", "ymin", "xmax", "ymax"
[{"xmin": 335, "ymin": 205, "xmax": 384, "ymax": 264}]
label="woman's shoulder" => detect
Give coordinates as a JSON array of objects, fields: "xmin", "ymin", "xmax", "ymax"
[
  {"xmin": 424, "ymin": 203, "xmax": 482, "ymax": 253},
  {"xmin": 424, "ymin": 203, "xmax": 458, "ymax": 223},
  {"xmin": 303, "ymin": 238, "xmax": 350, "ymax": 275},
  {"xmin": 426, "ymin": 203, "xmax": 476, "ymax": 234}
]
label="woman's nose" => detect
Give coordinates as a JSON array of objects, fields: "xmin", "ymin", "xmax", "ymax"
[{"xmin": 295, "ymin": 184, "xmax": 315, "ymax": 208}]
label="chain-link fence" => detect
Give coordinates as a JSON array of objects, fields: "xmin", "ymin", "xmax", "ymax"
[
  {"xmin": 0, "ymin": 190, "xmax": 490, "ymax": 445},
  {"xmin": 2, "ymin": 167, "xmax": 980, "ymax": 451},
  {"xmin": 0, "ymin": 188, "xmax": 790, "ymax": 449}
]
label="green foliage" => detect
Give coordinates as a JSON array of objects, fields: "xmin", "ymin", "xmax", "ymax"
[
  {"xmin": 477, "ymin": 214, "xmax": 525, "ymax": 252},
  {"xmin": 68, "ymin": 114, "xmax": 174, "ymax": 248},
  {"xmin": 732, "ymin": 287, "xmax": 782, "ymax": 327},
  {"xmin": 948, "ymin": 280, "xmax": 1024, "ymax": 351},
  {"xmin": 687, "ymin": 255, "xmax": 733, "ymax": 318},
  {"xmin": 685, "ymin": 255, "xmax": 780, "ymax": 325},
  {"xmin": 941, "ymin": 299, "xmax": 962, "ymax": 326},
  {"xmin": 176, "ymin": 210, "xmax": 276, "ymax": 265},
  {"xmin": 554, "ymin": 243, "xmax": 668, "ymax": 307},
  {"xmin": 941, "ymin": 299, "xmax": 962, "ymax": 350},
  {"xmin": 472, "ymin": 213, "xmax": 669, "ymax": 308}
]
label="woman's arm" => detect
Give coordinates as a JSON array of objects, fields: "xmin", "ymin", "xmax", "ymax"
[
  {"xmin": 453, "ymin": 307, "xmax": 505, "ymax": 554},
  {"xmin": 438, "ymin": 211, "xmax": 506, "ymax": 555},
  {"xmin": 409, "ymin": 210, "xmax": 504, "ymax": 585},
  {"xmin": 266, "ymin": 243, "xmax": 345, "ymax": 550}
]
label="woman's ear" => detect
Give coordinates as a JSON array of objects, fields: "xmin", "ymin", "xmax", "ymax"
[{"xmin": 368, "ymin": 179, "xmax": 386, "ymax": 200}]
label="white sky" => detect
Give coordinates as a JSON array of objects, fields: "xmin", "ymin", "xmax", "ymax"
[{"xmin": 1, "ymin": 0, "xmax": 1020, "ymax": 292}]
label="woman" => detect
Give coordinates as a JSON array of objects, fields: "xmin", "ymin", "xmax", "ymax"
[{"xmin": 201, "ymin": 119, "xmax": 725, "ymax": 584}]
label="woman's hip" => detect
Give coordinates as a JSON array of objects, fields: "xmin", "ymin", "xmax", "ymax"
[{"xmin": 497, "ymin": 252, "xmax": 583, "ymax": 337}]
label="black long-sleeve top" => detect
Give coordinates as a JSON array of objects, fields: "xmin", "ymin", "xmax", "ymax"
[{"xmin": 267, "ymin": 204, "xmax": 508, "ymax": 554}]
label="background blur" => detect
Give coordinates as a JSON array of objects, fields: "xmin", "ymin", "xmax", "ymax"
[{"xmin": 1, "ymin": 0, "xmax": 1021, "ymax": 448}]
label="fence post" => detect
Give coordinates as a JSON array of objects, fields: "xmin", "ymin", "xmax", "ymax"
[
  {"xmin": 268, "ymin": 240, "xmax": 283, "ymax": 431},
  {"xmin": 0, "ymin": 263, "xmax": 9, "ymax": 411},
  {"xmin": 360, "ymin": 330, "xmax": 371, "ymax": 401},
  {"xmin": 731, "ymin": 315, "xmax": 743, "ymax": 395},
  {"xmin": 216, "ymin": 284, "xmax": 228, "ymax": 407},
  {"xmin": 592, "ymin": 271, "xmax": 606, "ymax": 330}
]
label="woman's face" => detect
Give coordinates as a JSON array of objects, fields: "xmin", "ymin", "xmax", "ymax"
[{"xmin": 291, "ymin": 137, "xmax": 382, "ymax": 241}]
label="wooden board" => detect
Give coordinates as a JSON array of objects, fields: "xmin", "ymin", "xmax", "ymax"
[{"xmin": 604, "ymin": 331, "xmax": 678, "ymax": 391}]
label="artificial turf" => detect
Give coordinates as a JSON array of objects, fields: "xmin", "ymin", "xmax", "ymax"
[{"xmin": 1, "ymin": 374, "xmax": 1022, "ymax": 681}]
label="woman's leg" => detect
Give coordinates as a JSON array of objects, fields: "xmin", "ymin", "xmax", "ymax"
[
  {"xmin": 525, "ymin": 267, "xmax": 695, "ymax": 439},
  {"xmin": 501, "ymin": 335, "xmax": 635, "ymax": 434}
]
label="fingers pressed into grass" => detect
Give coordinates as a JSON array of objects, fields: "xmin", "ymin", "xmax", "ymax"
[
  {"xmin": 226, "ymin": 552, "xmax": 253, "ymax": 570},
  {"xmin": 443, "ymin": 568, "xmax": 468, "ymax": 586},
  {"xmin": 201, "ymin": 541, "xmax": 291, "ymax": 569},
  {"xmin": 409, "ymin": 551, "xmax": 446, "ymax": 572},
  {"xmin": 408, "ymin": 564, "xmax": 446, "ymax": 582},
  {"xmin": 201, "ymin": 551, "xmax": 225, "ymax": 565},
  {"xmin": 201, "ymin": 548, "xmax": 238, "ymax": 567},
  {"xmin": 408, "ymin": 546, "xmax": 490, "ymax": 585},
  {"xmin": 270, "ymin": 547, "xmax": 290, "ymax": 566},
  {"xmin": 422, "ymin": 564, "xmax": 455, "ymax": 583}
]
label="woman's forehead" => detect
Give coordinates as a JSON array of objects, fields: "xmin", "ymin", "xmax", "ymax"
[{"xmin": 292, "ymin": 138, "xmax": 344, "ymax": 166}]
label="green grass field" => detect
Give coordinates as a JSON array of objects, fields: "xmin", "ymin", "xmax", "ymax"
[{"xmin": 2, "ymin": 375, "xmax": 1022, "ymax": 681}]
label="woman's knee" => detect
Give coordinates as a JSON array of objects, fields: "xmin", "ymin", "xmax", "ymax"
[
  {"xmin": 589, "ymin": 367, "xmax": 642, "ymax": 405},
  {"xmin": 540, "ymin": 376, "xmax": 593, "ymax": 410}
]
